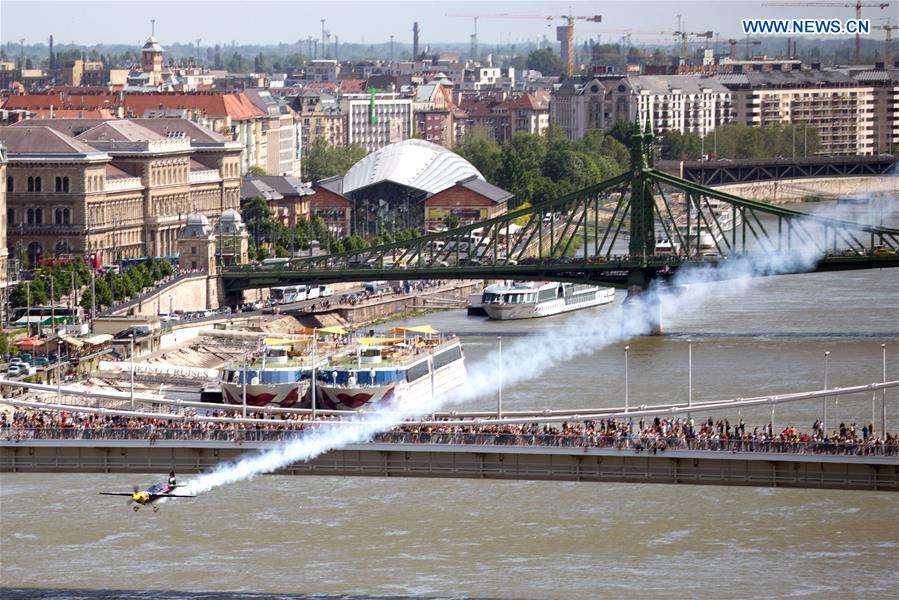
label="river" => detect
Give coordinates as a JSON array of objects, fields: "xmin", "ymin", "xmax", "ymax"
[{"xmin": 2, "ymin": 199, "xmax": 898, "ymax": 599}]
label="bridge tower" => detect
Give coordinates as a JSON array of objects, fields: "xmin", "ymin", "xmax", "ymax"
[
  {"xmin": 178, "ymin": 214, "xmax": 220, "ymax": 310},
  {"xmin": 625, "ymin": 125, "xmax": 663, "ymax": 334}
]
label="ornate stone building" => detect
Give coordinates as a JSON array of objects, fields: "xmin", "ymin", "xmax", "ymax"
[{"xmin": 0, "ymin": 118, "xmax": 241, "ymax": 267}]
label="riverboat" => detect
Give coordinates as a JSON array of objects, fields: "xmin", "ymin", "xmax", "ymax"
[{"xmin": 481, "ymin": 282, "xmax": 615, "ymax": 320}]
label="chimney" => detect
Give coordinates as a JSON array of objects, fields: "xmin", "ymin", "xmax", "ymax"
[
  {"xmin": 49, "ymin": 34, "xmax": 54, "ymax": 70},
  {"xmin": 413, "ymin": 22, "xmax": 420, "ymax": 59}
]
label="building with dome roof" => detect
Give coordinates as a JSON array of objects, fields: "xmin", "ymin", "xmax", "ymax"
[
  {"xmin": 315, "ymin": 139, "xmax": 511, "ymax": 236},
  {"xmin": 214, "ymin": 208, "xmax": 249, "ymax": 266}
]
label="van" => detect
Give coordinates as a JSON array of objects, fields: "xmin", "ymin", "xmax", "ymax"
[
  {"xmin": 363, "ymin": 281, "xmax": 388, "ymax": 292},
  {"xmin": 319, "ymin": 285, "xmax": 334, "ymax": 297}
]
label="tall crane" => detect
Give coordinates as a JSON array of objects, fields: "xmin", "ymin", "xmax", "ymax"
[
  {"xmin": 875, "ymin": 18, "xmax": 896, "ymax": 65},
  {"xmin": 763, "ymin": 2, "xmax": 890, "ymax": 64},
  {"xmin": 446, "ymin": 11, "xmax": 602, "ymax": 76}
]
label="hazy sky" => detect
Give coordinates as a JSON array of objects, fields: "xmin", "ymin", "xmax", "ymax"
[{"xmin": 2, "ymin": 0, "xmax": 891, "ymax": 47}]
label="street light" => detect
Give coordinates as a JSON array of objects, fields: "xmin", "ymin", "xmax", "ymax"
[
  {"xmin": 882, "ymin": 344, "xmax": 887, "ymax": 435},
  {"xmin": 624, "ymin": 345, "xmax": 630, "ymax": 414},
  {"xmin": 242, "ymin": 349, "xmax": 248, "ymax": 419},
  {"xmin": 497, "ymin": 336, "xmax": 503, "ymax": 419},
  {"xmin": 687, "ymin": 338, "xmax": 693, "ymax": 409},
  {"xmin": 823, "ymin": 350, "xmax": 830, "ymax": 435},
  {"xmin": 129, "ymin": 334, "xmax": 135, "ymax": 410}
]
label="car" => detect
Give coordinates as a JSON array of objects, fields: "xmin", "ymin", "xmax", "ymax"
[
  {"xmin": 19, "ymin": 354, "xmax": 33, "ymax": 365},
  {"xmin": 33, "ymin": 357, "xmax": 49, "ymax": 367},
  {"xmin": 872, "ymin": 246, "xmax": 897, "ymax": 257},
  {"xmin": 6, "ymin": 364, "xmax": 22, "ymax": 376}
]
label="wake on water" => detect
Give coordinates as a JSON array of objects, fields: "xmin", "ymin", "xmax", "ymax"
[{"xmin": 182, "ymin": 203, "xmax": 859, "ymax": 497}]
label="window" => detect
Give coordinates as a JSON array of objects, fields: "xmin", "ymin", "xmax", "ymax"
[
  {"xmin": 27, "ymin": 208, "xmax": 35, "ymax": 224},
  {"xmin": 34, "ymin": 176, "xmax": 42, "ymax": 192},
  {"xmin": 5, "ymin": 176, "xmax": 12, "ymax": 192},
  {"xmin": 27, "ymin": 176, "xmax": 34, "ymax": 192},
  {"xmin": 55, "ymin": 176, "xmax": 62, "ymax": 192},
  {"xmin": 7, "ymin": 208, "xmax": 14, "ymax": 226},
  {"xmin": 35, "ymin": 208, "xmax": 43, "ymax": 224},
  {"xmin": 63, "ymin": 176, "xmax": 69, "ymax": 192},
  {"xmin": 55, "ymin": 208, "xmax": 71, "ymax": 225}
]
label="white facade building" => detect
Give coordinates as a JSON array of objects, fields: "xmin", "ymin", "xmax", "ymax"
[{"xmin": 339, "ymin": 93, "xmax": 413, "ymax": 153}]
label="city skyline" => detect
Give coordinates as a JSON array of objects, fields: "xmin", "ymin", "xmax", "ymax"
[{"xmin": 3, "ymin": 0, "xmax": 891, "ymax": 48}]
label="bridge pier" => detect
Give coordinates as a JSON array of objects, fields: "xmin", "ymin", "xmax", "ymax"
[{"xmin": 625, "ymin": 269, "xmax": 663, "ymax": 336}]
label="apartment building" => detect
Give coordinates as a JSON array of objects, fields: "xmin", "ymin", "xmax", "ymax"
[
  {"xmin": 550, "ymin": 76, "xmax": 610, "ymax": 140},
  {"xmin": 0, "ymin": 118, "xmax": 241, "ymax": 266},
  {"xmin": 853, "ymin": 69, "xmax": 899, "ymax": 154},
  {"xmin": 244, "ymin": 89, "xmax": 302, "ymax": 176},
  {"xmin": 288, "ymin": 90, "xmax": 346, "ymax": 148},
  {"xmin": 608, "ymin": 75, "xmax": 733, "ymax": 137},
  {"xmin": 339, "ymin": 92, "xmax": 413, "ymax": 152},
  {"xmin": 718, "ymin": 70, "xmax": 876, "ymax": 155},
  {"xmin": 305, "ymin": 60, "xmax": 340, "ymax": 82}
]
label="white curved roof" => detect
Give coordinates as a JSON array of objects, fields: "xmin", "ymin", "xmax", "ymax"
[{"xmin": 342, "ymin": 139, "xmax": 484, "ymax": 196}]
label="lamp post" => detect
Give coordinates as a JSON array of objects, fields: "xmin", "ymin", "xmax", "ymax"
[
  {"xmin": 129, "ymin": 334, "xmax": 135, "ymax": 410},
  {"xmin": 823, "ymin": 350, "xmax": 830, "ymax": 435},
  {"xmin": 497, "ymin": 336, "xmax": 502, "ymax": 419},
  {"xmin": 242, "ymin": 349, "xmax": 248, "ymax": 419},
  {"xmin": 311, "ymin": 328, "xmax": 317, "ymax": 422},
  {"xmin": 882, "ymin": 344, "xmax": 887, "ymax": 435},
  {"xmin": 624, "ymin": 345, "xmax": 630, "ymax": 414},
  {"xmin": 687, "ymin": 338, "xmax": 693, "ymax": 409}
]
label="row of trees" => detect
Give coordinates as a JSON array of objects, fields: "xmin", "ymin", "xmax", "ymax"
[
  {"xmin": 240, "ymin": 196, "xmax": 421, "ymax": 260},
  {"xmin": 658, "ymin": 123, "xmax": 821, "ymax": 161},
  {"xmin": 8, "ymin": 256, "xmax": 175, "ymax": 313},
  {"xmin": 454, "ymin": 125, "xmax": 630, "ymax": 208}
]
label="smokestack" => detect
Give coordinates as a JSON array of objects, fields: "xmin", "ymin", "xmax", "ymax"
[
  {"xmin": 413, "ymin": 22, "xmax": 420, "ymax": 59},
  {"xmin": 49, "ymin": 34, "xmax": 54, "ymax": 70},
  {"xmin": 334, "ymin": 35, "xmax": 338, "ymax": 61}
]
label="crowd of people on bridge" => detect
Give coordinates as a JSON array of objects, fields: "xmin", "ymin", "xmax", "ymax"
[{"xmin": 2, "ymin": 406, "xmax": 896, "ymax": 457}]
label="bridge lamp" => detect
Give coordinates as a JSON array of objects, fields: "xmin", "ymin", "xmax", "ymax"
[
  {"xmin": 882, "ymin": 344, "xmax": 887, "ymax": 436},
  {"xmin": 497, "ymin": 336, "xmax": 503, "ymax": 420},
  {"xmin": 129, "ymin": 334, "xmax": 135, "ymax": 410},
  {"xmin": 823, "ymin": 351, "xmax": 830, "ymax": 435},
  {"xmin": 687, "ymin": 338, "xmax": 693, "ymax": 410},
  {"xmin": 624, "ymin": 345, "xmax": 630, "ymax": 414}
]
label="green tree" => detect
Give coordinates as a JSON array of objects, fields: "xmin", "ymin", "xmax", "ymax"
[
  {"xmin": 454, "ymin": 126, "xmax": 502, "ymax": 182},
  {"xmin": 607, "ymin": 120, "xmax": 640, "ymax": 146},
  {"xmin": 526, "ymin": 48, "xmax": 565, "ymax": 77},
  {"xmin": 302, "ymin": 140, "xmax": 367, "ymax": 181},
  {"xmin": 247, "ymin": 165, "xmax": 268, "ymax": 176}
]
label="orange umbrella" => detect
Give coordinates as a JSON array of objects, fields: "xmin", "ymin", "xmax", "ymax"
[{"xmin": 15, "ymin": 337, "xmax": 45, "ymax": 348}]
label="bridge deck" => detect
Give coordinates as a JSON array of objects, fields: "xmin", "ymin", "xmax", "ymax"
[{"xmin": 4, "ymin": 439, "xmax": 896, "ymax": 492}]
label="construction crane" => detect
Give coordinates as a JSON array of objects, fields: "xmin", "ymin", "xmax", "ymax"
[
  {"xmin": 763, "ymin": 2, "xmax": 890, "ymax": 64},
  {"xmin": 446, "ymin": 11, "xmax": 602, "ymax": 76},
  {"xmin": 875, "ymin": 18, "xmax": 896, "ymax": 65}
]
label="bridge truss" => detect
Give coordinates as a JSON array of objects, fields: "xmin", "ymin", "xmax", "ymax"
[{"xmin": 223, "ymin": 131, "xmax": 899, "ymax": 293}]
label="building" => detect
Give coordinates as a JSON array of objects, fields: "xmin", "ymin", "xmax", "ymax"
[
  {"xmin": 305, "ymin": 60, "xmax": 340, "ymax": 82},
  {"xmin": 324, "ymin": 139, "xmax": 511, "ymax": 236},
  {"xmin": 0, "ymin": 143, "xmax": 8, "ymax": 298},
  {"xmin": 244, "ymin": 89, "xmax": 302, "ymax": 176},
  {"xmin": 241, "ymin": 175, "xmax": 313, "ymax": 228},
  {"xmin": 853, "ymin": 69, "xmax": 899, "ymax": 154},
  {"xmin": 288, "ymin": 90, "xmax": 345, "ymax": 149},
  {"xmin": 717, "ymin": 70, "xmax": 876, "ymax": 155},
  {"xmin": 413, "ymin": 80, "xmax": 455, "ymax": 147},
  {"xmin": 309, "ymin": 177, "xmax": 353, "ymax": 238},
  {"xmin": 458, "ymin": 92, "xmax": 551, "ymax": 143},
  {"xmin": 0, "ymin": 118, "xmax": 242, "ymax": 267},
  {"xmin": 339, "ymin": 93, "xmax": 413, "ymax": 152},
  {"xmin": 550, "ymin": 76, "xmax": 610, "ymax": 140},
  {"xmin": 423, "ymin": 175, "xmax": 511, "ymax": 231},
  {"xmin": 608, "ymin": 75, "xmax": 733, "ymax": 137}
]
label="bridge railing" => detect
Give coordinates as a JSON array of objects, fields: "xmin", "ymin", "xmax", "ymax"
[{"xmin": 3, "ymin": 427, "xmax": 896, "ymax": 457}]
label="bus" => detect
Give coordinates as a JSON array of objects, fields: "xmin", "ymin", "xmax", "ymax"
[
  {"xmin": 12, "ymin": 305, "xmax": 83, "ymax": 326},
  {"xmin": 269, "ymin": 285, "xmax": 307, "ymax": 304}
]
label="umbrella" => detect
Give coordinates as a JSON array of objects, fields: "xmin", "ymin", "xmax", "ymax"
[{"xmin": 15, "ymin": 337, "xmax": 45, "ymax": 348}]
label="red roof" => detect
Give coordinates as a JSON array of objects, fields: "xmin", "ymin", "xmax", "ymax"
[
  {"xmin": 2, "ymin": 93, "xmax": 117, "ymax": 110},
  {"xmin": 339, "ymin": 79, "xmax": 366, "ymax": 93},
  {"xmin": 122, "ymin": 93, "xmax": 265, "ymax": 120}
]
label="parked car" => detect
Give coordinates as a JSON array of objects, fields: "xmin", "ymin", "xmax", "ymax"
[
  {"xmin": 33, "ymin": 357, "xmax": 49, "ymax": 367},
  {"xmin": 19, "ymin": 354, "xmax": 34, "ymax": 365},
  {"xmin": 6, "ymin": 364, "xmax": 22, "ymax": 376}
]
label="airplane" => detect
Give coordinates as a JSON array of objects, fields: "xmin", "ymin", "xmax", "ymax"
[{"xmin": 99, "ymin": 471, "xmax": 195, "ymax": 512}]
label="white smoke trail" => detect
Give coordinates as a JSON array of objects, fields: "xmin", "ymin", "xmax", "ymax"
[{"xmin": 182, "ymin": 207, "xmax": 841, "ymax": 497}]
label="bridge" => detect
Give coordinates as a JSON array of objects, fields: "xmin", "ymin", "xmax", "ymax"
[
  {"xmin": 2, "ymin": 432, "xmax": 896, "ymax": 492},
  {"xmin": 220, "ymin": 130, "xmax": 899, "ymax": 296},
  {"xmin": 663, "ymin": 154, "xmax": 897, "ymax": 186}
]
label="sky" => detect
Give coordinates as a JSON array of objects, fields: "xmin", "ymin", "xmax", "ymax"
[{"xmin": 1, "ymin": 0, "xmax": 891, "ymax": 48}]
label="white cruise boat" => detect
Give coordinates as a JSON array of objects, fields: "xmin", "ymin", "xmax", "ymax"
[
  {"xmin": 481, "ymin": 282, "xmax": 615, "ymax": 320},
  {"xmin": 313, "ymin": 328, "xmax": 466, "ymax": 411}
]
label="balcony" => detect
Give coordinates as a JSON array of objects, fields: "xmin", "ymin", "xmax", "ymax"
[
  {"xmin": 104, "ymin": 177, "xmax": 143, "ymax": 192},
  {"xmin": 189, "ymin": 169, "xmax": 221, "ymax": 185}
]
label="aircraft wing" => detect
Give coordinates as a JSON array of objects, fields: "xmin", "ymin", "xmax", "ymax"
[
  {"xmin": 98, "ymin": 492, "xmax": 136, "ymax": 496},
  {"xmin": 155, "ymin": 493, "xmax": 196, "ymax": 498}
]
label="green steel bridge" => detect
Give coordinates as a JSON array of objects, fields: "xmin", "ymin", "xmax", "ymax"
[{"xmin": 221, "ymin": 130, "xmax": 899, "ymax": 296}]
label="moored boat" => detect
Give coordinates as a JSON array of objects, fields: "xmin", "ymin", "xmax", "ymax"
[{"xmin": 482, "ymin": 281, "xmax": 615, "ymax": 320}]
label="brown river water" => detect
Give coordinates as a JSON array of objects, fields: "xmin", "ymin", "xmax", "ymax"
[{"xmin": 1, "ymin": 199, "xmax": 898, "ymax": 599}]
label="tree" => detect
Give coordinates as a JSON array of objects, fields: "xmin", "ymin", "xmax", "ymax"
[
  {"xmin": 526, "ymin": 48, "xmax": 565, "ymax": 77},
  {"xmin": 302, "ymin": 140, "xmax": 367, "ymax": 181},
  {"xmin": 454, "ymin": 126, "xmax": 502, "ymax": 182},
  {"xmin": 246, "ymin": 165, "xmax": 268, "ymax": 176},
  {"xmin": 608, "ymin": 120, "xmax": 640, "ymax": 146}
]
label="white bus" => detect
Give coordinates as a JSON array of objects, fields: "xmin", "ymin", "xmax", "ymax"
[{"xmin": 270, "ymin": 285, "xmax": 308, "ymax": 304}]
